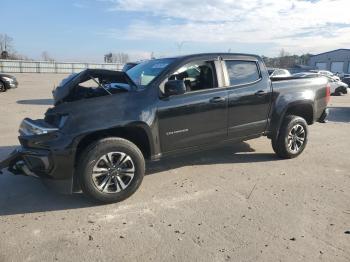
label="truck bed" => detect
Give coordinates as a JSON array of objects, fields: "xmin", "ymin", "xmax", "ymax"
[{"xmin": 270, "ymin": 75, "xmax": 329, "ymax": 123}]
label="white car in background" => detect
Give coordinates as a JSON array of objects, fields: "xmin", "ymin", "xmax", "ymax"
[
  {"xmin": 311, "ymin": 70, "xmax": 341, "ymax": 81},
  {"xmin": 329, "ymin": 77, "xmax": 348, "ymax": 95},
  {"xmin": 293, "ymin": 72, "xmax": 348, "ymax": 95},
  {"xmin": 268, "ymin": 68, "xmax": 291, "ymax": 78}
]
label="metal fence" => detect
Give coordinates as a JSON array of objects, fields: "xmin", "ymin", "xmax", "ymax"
[{"xmin": 0, "ymin": 59, "xmax": 123, "ymax": 73}]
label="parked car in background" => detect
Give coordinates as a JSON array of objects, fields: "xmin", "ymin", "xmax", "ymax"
[
  {"xmin": 311, "ymin": 70, "xmax": 341, "ymax": 81},
  {"xmin": 293, "ymin": 72, "xmax": 348, "ymax": 95},
  {"xmin": 268, "ymin": 68, "xmax": 291, "ymax": 78},
  {"xmin": 0, "ymin": 73, "xmax": 18, "ymax": 92},
  {"xmin": 292, "ymin": 72, "xmax": 319, "ymax": 79},
  {"xmin": 341, "ymin": 74, "xmax": 350, "ymax": 86},
  {"xmin": 331, "ymin": 78, "xmax": 348, "ymax": 95},
  {"xmin": 0, "ymin": 53, "xmax": 330, "ymax": 203},
  {"xmin": 318, "ymin": 75, "xmax": 348, "ymax": 95}
]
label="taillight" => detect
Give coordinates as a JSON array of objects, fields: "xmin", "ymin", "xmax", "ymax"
[{"xmin": 325, "ymin": 84, "xmax": 331, "ymax": 104}]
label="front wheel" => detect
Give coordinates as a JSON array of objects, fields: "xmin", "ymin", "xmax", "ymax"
[
  {"xmin": 0, "ymin": 81, "xmax": 6, "ymax": 92},
  {"xmin": 272, "ymin": 115, "xmax": 308, "ymax": 159},
  {"xmin": 77, "ymin": 137, "xmax": 145, "ymax": 203}
]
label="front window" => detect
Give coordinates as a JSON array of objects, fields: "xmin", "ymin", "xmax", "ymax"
[
  {"xmin": 127, "ymin": 58, "xmax": 175, "ymax": 87},
  {"xmin": 161, "ymin": 60, "xmax": 218, "ymax": 93}
]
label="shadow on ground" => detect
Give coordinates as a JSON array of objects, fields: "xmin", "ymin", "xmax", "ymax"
[
  {"xmin": 146, "ymin": 142, "xmax": 279, "ymax": 175},
  {"xmin": 0, "ymin": 142, "xmax": 279, "ymax": 216},
  {"xmin": 327, "ymin": 107, "xmax": 350, "ymax": 123},
  {"xmin": 17, "ymin": 99, "xmax": 53, "ymax": 105},
  {"xmin": 0, "ymin": 146, "xmax": 92, "ymax": 216}
]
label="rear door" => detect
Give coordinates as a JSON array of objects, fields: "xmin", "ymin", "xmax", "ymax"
[
  {"xmin": 223, "ymin": 59, "xmax": 272, "ymax": 138},
  {"xmin": 157, "ymin": 59, "xmax": 228, "ymax": 152}
]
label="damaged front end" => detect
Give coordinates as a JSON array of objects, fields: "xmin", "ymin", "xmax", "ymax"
[
  {"xmin": 0, "ymin": 148, "xmax": 44, "ymax": 178},
  {"xmin": 53, "ymin": 68, "xmax": 136, "ymax": 105},
  {"xmin": 0, "ymin": 118, "xmax": 58, "ymax": 177},
  {"xmin": 0, "ymin": 69, "xmax": 138, "ymax": 193}
]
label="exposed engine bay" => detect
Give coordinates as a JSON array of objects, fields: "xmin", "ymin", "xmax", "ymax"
[{"xmin": 52, "ymin": 69, "xmax": 137, "ymax": 105}]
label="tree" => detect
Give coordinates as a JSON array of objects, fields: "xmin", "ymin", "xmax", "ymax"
[
  {"xmin": 41, "ymin": 51, "xmax": 55, "ymax": 62},
  {"xmin": 262, "ymin": 49, "xmax": 311, "ymax": 68},
  {"xmin": 0, "ymin": 34, "xmax": 14, "ymax": 53},
  {"xmin": 0, "ymin": 33, "xmax": 31, "ymax": 60}
]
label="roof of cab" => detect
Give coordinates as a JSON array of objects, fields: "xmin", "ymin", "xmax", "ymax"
[{"xmin": 165, "ymin": 53, "xmax": 262, "ymax": 61}]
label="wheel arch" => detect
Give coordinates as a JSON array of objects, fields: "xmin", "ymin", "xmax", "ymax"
[
  {"xmin": 72, "ymin": 123, "xmax": 153, "ymax": 192},
  {"xmin": 75, "ymin": 122, "xmax": 154, "ymax": 162},
  {"xmin": 269, "ymin": 100, "xmax": 314, "ymax": 141}
]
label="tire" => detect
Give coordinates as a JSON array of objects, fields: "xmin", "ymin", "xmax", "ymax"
[
  {"xmin": 0, "ymin": 81, "xmax": 6, "ymax": 92},
  {"xmin": 272, "ymin": 115, "xmax": 308, "ymax": 159},
  {"xmin": 77, "ymin": 137, "xmax": 145, "ymax": 203}
]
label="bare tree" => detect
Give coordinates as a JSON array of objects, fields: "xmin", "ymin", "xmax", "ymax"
[
  {"xmin": 263, "ymin": 49, "xmax": 311, "ymax": 69},
  {"xmin": 0, "ymin": 33, "xmax": 31, "ymax": 60},
  {"xmin": 41, "ymin": 51, "xmax": 55, "ymax": 62},
  {"xmin": 0, "ymin": 34, "xmax": 14, "ymax": 53}
]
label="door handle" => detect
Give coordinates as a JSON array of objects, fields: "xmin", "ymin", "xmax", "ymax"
[
  {"xmin": 254, "ymin": 90, "xmax": 266, "ymax": 96},
  {"xmin": 210, "ymin": 97, "xmax": 226, "ymax": 103}
]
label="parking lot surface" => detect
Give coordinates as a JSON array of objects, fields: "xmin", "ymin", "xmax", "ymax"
[{"xmin": 0, "ymin": 74, "xmax": 349, "ymax": 262}]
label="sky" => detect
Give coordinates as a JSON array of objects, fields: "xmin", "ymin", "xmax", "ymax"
[{"xmin": 1, "ymin": 0, "xmax": 350, "ymax": 62}]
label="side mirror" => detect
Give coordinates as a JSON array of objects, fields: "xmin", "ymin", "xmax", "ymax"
[{"xmin": 164, "ymin": 80, "xmax": 186, "ymax": 97}]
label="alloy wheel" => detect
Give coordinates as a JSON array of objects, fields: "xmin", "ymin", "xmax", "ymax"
[
  {"xmin": 92, "ymin": 152, "xmax": 135, "ymax": 193},
  {"xmin": 287, "ymin": 124, "xmax": 305, "ymax": 153}
]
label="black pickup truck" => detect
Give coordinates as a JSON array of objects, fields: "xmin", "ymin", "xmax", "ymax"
[{"xmin": 0, "ymin": 53, "xmax": 330, "ymax": 203}]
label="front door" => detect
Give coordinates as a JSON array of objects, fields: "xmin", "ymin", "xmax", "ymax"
[{"xmin": 157, "ymin": 59, "xmax": 228, "ymax": 153}]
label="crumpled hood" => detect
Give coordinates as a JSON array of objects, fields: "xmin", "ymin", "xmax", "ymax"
[
  {"xmin": 46, "ymin": 87, "xmax": 155, "ymax": 135},
  {"xmin": 52, "ymin": 69, "xmax": 136, "ymax": 105}
]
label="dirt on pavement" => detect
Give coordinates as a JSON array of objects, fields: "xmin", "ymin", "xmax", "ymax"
[{"xmin": 0, "ymin": 74, "xmax": 349, "ymax": 262}]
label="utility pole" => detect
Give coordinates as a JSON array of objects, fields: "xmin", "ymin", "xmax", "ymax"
[{"xmin": 176, "ymin": 41, "xmax": 188, "ymax": 55}]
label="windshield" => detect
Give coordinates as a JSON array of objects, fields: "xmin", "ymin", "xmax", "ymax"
[{"xmin": 127, "ymin": 58, "xmax": 175, "ymax": 86}]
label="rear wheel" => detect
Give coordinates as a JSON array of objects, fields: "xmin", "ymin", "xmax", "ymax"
[
  {"xmin": 77, "ymin": 137, "xmax": 145, "ymax": 203},
  {"xmin": 272, "ymin": 115, "xmax": 308, "ymax": 159}
]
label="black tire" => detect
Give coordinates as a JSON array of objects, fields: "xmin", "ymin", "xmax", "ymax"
[
  {"xmin": 0, "ymin": 81, "xmax": 6, "ymax": 92},
  {"xmin": 77, "ymin": 137, "xmax": 145, "ymax": 203},
  {"xmin": 272, "ymin": 115, "xmax": 308, "ymax": 159}
]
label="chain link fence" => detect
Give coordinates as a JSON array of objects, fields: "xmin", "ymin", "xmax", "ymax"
[{"xmin": 0, "ymin": 59, "xmax": 123, "ymax": 73}]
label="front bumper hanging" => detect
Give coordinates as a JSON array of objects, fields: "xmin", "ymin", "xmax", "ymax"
[
  {"xmin": 0, "ymin": 148, "xmax": 23, "ymax": 175},
  {"xmin": 0, "ymin": 147, "xmax": 49, "ymax": 177}
]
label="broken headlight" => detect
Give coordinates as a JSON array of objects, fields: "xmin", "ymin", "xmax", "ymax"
[{"xmin": 19, "ymin": 118, "xmax": 59, "ymax": 136}]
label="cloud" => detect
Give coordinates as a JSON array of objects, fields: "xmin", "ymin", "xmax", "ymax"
[
  {"xmin": 73, "ymin": 2, "xmax": 88, "ymax": 9},
  {"xmin": 102, "ymin": 0, "xmax": 350, "ymax": 55}
]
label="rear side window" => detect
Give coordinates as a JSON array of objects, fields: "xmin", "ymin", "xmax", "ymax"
[{"xmin": 225, "ymin": 61, "xmax": 260, "ymax": 86}]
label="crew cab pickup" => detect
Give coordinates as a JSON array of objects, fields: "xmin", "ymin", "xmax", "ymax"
[{"xmin": 0, "ymin": 53, "xmax": 330, "ymax": 203}]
